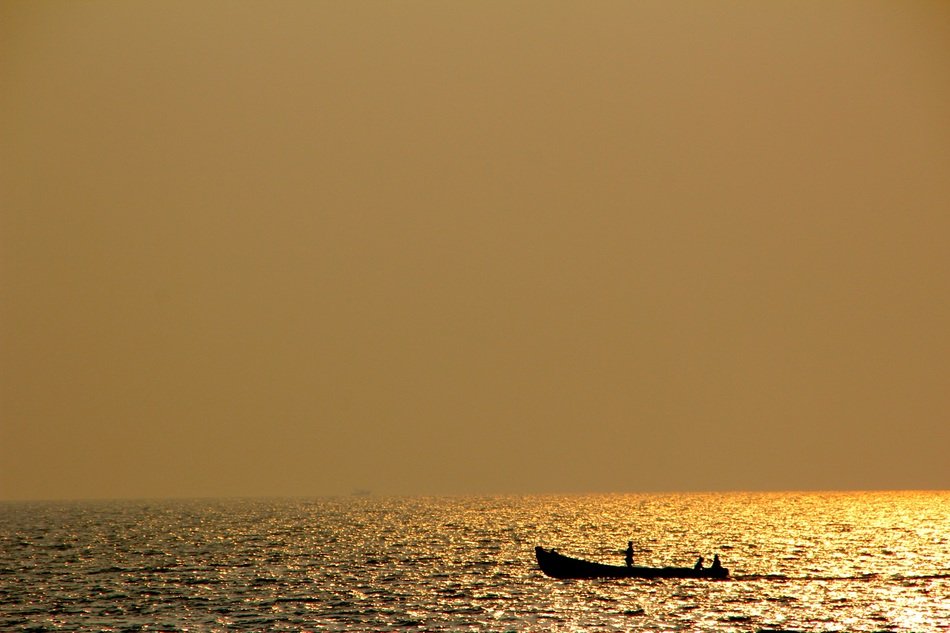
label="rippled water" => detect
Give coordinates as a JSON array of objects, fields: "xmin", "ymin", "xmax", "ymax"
[{"xmin": 1, "ymin": 492, "xmax": 947, "ymax": 632}]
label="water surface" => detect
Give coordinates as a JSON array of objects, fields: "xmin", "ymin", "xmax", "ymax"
[{"xmin": 1, "ymin": 492, "xmax": 947, "ymax": 631}]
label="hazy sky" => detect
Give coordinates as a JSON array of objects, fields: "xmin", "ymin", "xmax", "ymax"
[{"xmin": 2, "ymin": 1, "xmax": 949, "ymax": 501}]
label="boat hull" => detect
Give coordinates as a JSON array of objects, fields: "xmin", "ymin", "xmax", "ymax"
[{"xmin": 535, "ymin": 546, "xmax": 729, "ymax": 580}]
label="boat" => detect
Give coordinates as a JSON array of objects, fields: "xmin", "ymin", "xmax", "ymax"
[{"xmin": 535, "ymin": 546, "xmax": 729, "ymax": 579}]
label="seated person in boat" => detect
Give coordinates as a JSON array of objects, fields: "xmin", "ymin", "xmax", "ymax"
[
  {"xmin": 694, "ymin": 556, "xmax": 704, "ymax": 570},
  {"xmin": 711, "ymin": 554, "xmax": 722, "ymax": 569}
]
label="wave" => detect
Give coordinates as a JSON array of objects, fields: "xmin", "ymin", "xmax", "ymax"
[{"xmin": 734, "ymin": 572, "xmax": 950, "ymax": 582}]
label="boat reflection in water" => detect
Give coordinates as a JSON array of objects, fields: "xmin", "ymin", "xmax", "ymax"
[{"xmin": 535, "ymin": 545, "xmax": 729, "ymax": 579}]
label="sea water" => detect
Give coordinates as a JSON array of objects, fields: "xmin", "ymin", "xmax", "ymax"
[{"xmin": 1, "ymin": 492, "xmax": 947, "ymax": 632}]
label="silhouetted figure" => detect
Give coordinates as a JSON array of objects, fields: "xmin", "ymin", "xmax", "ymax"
[
  {"xmin": 711, "ymin": 554, "xmax": 722, "ymax": 570},
  {"xmin": 625, "ymin": 541, "xmax": 634, "ymax": 567},
  {"xmin": 694, "ymin": 556, "xmax": 704, "ymax": 570}
]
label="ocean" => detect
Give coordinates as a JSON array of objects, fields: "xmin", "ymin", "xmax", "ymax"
[{"xmin": 1, "ymin": 492, "xmax": 947, "ymax": 632}]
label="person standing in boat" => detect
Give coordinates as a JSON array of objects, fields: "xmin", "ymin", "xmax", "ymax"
[{"xmin": 624, "ymin": 541, "xmax": 634, "ymax": 567}]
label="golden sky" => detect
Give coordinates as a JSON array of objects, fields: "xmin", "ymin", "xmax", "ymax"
[{"xmin": 2, "ymin": 1, "xmax": 949, "ymax": 500}]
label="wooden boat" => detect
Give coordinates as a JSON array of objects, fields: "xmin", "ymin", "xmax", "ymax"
[{"xmin": 535, "ymin": 546, "xmax": 729, "ymax": 579}]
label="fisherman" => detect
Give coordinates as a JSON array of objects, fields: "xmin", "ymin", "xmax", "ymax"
[
  {"xmin": 711, "ymin": 554, "xmax": 722, "ymax": 569},
  {"xmin": 694, "ymin": 556, "xmax": 704, "ymax": 570},
  {"xmin": 625, "ymin": 541, "xmax": 634, "ymax": 567}
]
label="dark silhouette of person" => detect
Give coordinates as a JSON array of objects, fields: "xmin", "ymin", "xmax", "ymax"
[
  {"xmin": 625, "ymin": 541, "xmax": 634, "ymax": 567},
  {"xmin": 711, "ymin": 554, "xmax": 722, "ymax": 569},
  {"xmin": 694, "ymin": 556, "xmax": 704, "ymax": 570}
]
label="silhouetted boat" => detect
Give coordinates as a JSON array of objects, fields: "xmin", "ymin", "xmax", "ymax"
[{"xmin": 535, "ymin": 546, "xmax": 729, "ymax": 579}]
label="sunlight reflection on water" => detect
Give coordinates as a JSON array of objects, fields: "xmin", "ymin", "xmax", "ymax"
[{"xmin": 1, "ymin": 491, "xmax": 947, "ymax": 632}]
